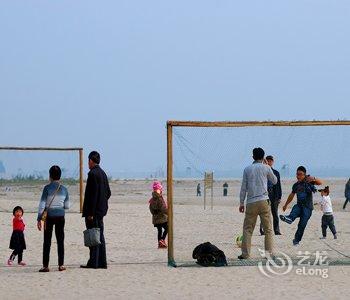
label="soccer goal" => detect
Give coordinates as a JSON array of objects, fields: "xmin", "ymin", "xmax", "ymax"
[
  {"xmin": 167, "ymin": 120, "xmax": 350, "ymax": 267},
  {"xmin": 0, "ymin": 146, "xmax": 84, "ymax": 213}
]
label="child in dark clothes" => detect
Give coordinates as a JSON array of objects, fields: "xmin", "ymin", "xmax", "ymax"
[
  {"xmin": 149, "ymin": 182, "xmax": 168, "ymax": 249},
  {"xmin": 8, "ymin": 206, "xmax": 26, "ymax": 266}
]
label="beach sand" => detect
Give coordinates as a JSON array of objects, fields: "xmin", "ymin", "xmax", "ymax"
[{"xmin": 0, "ymin": 179, "xmax": 350, "ymax": 300}]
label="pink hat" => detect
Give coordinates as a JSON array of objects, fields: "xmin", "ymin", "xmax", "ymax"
[{"xmin": 152, "ymin": 181, "xmax": 163, "ymax": 192}]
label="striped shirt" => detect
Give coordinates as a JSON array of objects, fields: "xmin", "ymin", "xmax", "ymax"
[{"xmin": 37, "ymin": 181, "xmax": 70, "ymax": 221}]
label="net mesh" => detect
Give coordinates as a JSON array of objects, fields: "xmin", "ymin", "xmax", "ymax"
[
  {"xmin": 0, "ymin": 149, "xmax": 81, "ymax": 213},
  {"xmin": 171, "ymin": 125, "xmax": 350, "ymax": 265}
]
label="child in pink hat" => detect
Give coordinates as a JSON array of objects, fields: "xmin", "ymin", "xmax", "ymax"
[{"xmin": 149, "ymin": 181, "xmax": 168, "ymax": 248}]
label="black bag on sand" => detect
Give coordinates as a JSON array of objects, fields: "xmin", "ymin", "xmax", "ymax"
[{"xmin": 192, "ymin": 242, "xmax": 228, "ymax": 267}]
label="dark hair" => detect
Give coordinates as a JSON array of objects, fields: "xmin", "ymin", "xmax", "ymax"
[
  {"xmin": 88, "ymin": 151, "xmax": 100, "ymax": 164},
  {"xmin": 318, "ymin": 186, "xmax": 330, "ymax": 195},
  {"xmin": 266, "ymin": 155, "xmax": 274, "ymax": 161},
  {"xmin": 253, "ymin": 148, "xmax": 265, "ymax": 160},
  {"xmin": 13, "ymin": 206, "xmax": 24, "ymax": 216},
  {"xmin": 324, "ymin": 186, "xmax": 330, "ymax": 194},
  {"xmin": 49, "ymin": 165, "xmax": 61, "ymax": 181},
  {"xmin": 297, "ymin": 166, "xmax": 307, "ymax": 174}
]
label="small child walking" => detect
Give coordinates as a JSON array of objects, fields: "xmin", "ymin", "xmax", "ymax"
[
  {"xmin": 318, "ymin": 186, "xmax": 337, "ymax": 239},
  {"xmin": 8, "ymin": 206, "xmax": 26, "ymax": 266},
  {"xmin": 149, "ymin": 181, "xmax": 168, "ymax": 249}
]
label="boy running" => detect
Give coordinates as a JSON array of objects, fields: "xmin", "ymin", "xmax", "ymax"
[{"xmin": 279, "ymin": 166, "xmax": 322, "ymax": 245}]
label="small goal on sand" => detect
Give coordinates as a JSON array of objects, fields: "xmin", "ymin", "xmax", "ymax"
[{"xmin": 0, "ymin": 146, "xmax": 84, "ymax": 213}]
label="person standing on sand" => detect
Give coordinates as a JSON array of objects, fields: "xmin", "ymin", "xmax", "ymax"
[
  {"xmin": 238, "ymin": 148, "xmax": 277, "ymax": 260},
  {"xmin": 260, "ymin": 155, "xmax": 282, "ymax": 236},
  {"xmin": 149, "ymin": 181, "xmax": 168, "ymax": 249},
  {"xmin": 37, "ymin": 165, "xmax": 70, "ymax": 272},
  {"xmin": 81, "ymin": 151, "xmax": 111, "ymax": 269},
  {"xmin": 343, "ymin": 179, "xmax": 350, "ymax": 209},
  {"xmin": 197, "ymin": 183, "xmax": 201, "ymax": 197},
  {"xmin": 223, "ymin": 182, "xmax": 228, "ymax": 197}
]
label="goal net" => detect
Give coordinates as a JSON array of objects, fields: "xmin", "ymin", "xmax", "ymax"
[
  {"xmin": 0, "ymin": 147, "xmax": 83, "ymax": 213},
  {"xmin": 167, "ymin": 121, "xmax": 350, "ymax": 266}
]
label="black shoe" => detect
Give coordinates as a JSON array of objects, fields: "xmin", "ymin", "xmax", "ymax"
[
  {"xmin": 275, "ymin": 232, "xmax": 282, "ymax": 235},
  {"xmin": 39, "ymin": 267, "xmax": 50, "ymax": 272},
  {"xmin": 80, "ymin": 265, "xmax": 95, "ymax": 269},
  {"xmin": 292, "ymin": 239, "xmax": 300, "ymax": 246},
  {"xmin": 98, "ymin": 265, "xmax": 108, "ymax": 269},
  {"xmin": 260, "ymin": 231, "xmax": 265, "ymax": 236},
  {"xmin": 238, "ymin": 255, "xmax": 249, "ymax": 260}
]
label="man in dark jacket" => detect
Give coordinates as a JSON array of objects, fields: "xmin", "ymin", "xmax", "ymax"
[
  {"xmin": 81, "ymin": 151, "xmax": 111, "ymax": 269},
  {"xmin": 343, "ymin": 179, "xmax": 350, "ymax": 210},
  {"xmin": 260, "ymin": 156, "xmax": 282, "ymax": 235}
]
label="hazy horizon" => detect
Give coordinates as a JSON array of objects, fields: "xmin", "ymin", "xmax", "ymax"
[{"xmin": 1, "ymin": 1, "xmax": 349, "ymax": 177}]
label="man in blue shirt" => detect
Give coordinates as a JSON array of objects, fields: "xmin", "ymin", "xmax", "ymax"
[{"xmin": 280, "ymin": 166, "xmax": 322, "ymax": 245}]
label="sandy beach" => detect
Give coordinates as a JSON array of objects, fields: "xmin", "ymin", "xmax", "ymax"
[{"xmin": 0, "ymin": 179, "xmax": 350, "ymax": 299}]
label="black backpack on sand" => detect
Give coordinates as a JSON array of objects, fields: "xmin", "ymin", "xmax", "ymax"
[{"xmin": 192, "ymin": 242, "xmax": 228, "ymax": 267}]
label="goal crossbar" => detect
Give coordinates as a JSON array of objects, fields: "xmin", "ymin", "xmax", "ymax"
[{"xmin": 167, "ymin": 120, "xmax": 350, "ymax": 128}]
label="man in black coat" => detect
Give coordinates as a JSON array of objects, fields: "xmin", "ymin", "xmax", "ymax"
[
  {"xmin": 81, "ymin": 151, "xmax": 111, "ymax": 269},
  {"xmin": 260, "ymin": 155, "xmax": 282, "ymax": 235}
]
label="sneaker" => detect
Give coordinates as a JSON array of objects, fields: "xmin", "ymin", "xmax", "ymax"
[
  {"xmin": 334, "ymin": 234, "xmax": 338, "ymax": 239},
  {"xmin": 7, "ymin": 259, "xmax": 13, "ymax": 266},
  {"xmin": 292, "ymin": 239, "xmax": 299, "ymax": 246},
  {"xmin": 280, "ymin": 215, "xmax": 293, "ymax": 224},
  {"xmin": 161, "ymin": 239, "xmax": 168, "ymax": 248},
  {"xmin": 18, "ymin": 261, "xmax": 26, "ymax": 266},
  {"xmin": 238, "ymin": 254, "xmax": 249, "ymax": 260},
  {"xmin": 320, "ymin": 236, "xmax": 326, "ymax": 240}
]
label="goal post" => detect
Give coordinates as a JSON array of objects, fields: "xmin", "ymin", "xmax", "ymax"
[
  {"xmin": 0, "ymin": 146, "xmax": 84, "ymax": 213},
  {"xmin": 166, "ymin": 120, "xmax": 350, "ymax": 267},
  {"xmin": 204, "ymin": 171, "xmax": 214, "ymax": 210}
]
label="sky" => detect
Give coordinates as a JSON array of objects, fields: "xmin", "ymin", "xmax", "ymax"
[{"xmin": 0, "ymin": 1, "xmax": 349, "ymax": 177}]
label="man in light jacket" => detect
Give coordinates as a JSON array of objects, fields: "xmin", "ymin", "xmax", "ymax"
[{"xmin": 238, "ymin": 148, "xmax": 277, "ymax": 259}]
